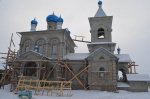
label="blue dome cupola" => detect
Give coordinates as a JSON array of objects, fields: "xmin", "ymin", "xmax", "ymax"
[
  {"xmin": 46, "ymin": 13, "xmax": 59, "ymax": 23},
  {"xmin": 57, "ymin": 16, "xmax": 64, "ymax": 23},
  {"xmin": 31, "ymin": 18, "xmax": 38, "ymax": 31},
  {"xmin": 46, "ymin": 12, "xmax": 64, "ymax": 30},
  {"xmin": 57, "ymin": 15, "xmax": 64, "ymax": 29},
  {"xmin": 31, "ymin": 18, "xmax": 38, "ymax": 25}
]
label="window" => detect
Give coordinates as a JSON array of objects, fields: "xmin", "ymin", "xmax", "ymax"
[
  {"xmin": 48, "ymin": 26, "xmax": 52, "ymax": 30},
  {"xmin": 99, "ymin": 56, "xmax": 104, "ymax": 60},
  {"xmin": 34, "ymin": 45, "xmax": 39, "ymax": 52},
  {"xmin": 99, "ymin": 67, "xmax": 105, "ymax": 79},
  {"xmin": 98, "ymin": 28, "xmax": 105, "ymax": 39},
  {"xmin": 23, "ymin": 40, "xmax": 31, "ymax": 52},
  {"xmin": 51, "ymin": 39, "xmax": 59, "ymax": 55},
  {"xmin": 25, "ymin": 46, "xmax": 29, "ymax": 52},
  {"xmin": 52, "ymin": 44, "xmax": 57, "ymax": 54},
  {"xmin": 35, "ymin": 39, "xmax": 45, "ymax": 53}
]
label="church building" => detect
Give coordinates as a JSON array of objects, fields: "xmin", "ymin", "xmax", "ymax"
[{"xmin": 15, "ymin": 1, "xmax": 149, "ymax": 92}]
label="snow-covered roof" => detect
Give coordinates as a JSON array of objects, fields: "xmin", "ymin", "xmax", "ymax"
[
  {"xmin": 63, "ymin": 53, "xmax": 89, "ymax": 60},
  {"xmin": 115, "ymin": 54, "xmax": 132, "ymax": 63},
  {"xmin": 117, "ymin": 82, "xmax": 130, "ymax": 88},
  {"xmin": 88, "ymin": 42, "xmax": 116, "ymax": 45},
  {"xmin": 63, "ymin": 48, "xmax": 118, "ymax": 61},
  {"xmin": 127, "ymin": 74, "xmax": 150, "ymax": 81},
  {"xmin": 87, "ymin": 47, "xmax": 118, "ymax": 60},
  {"xmin": 18, "ymin": 50, "xmax": 52, "ymax": 60}
]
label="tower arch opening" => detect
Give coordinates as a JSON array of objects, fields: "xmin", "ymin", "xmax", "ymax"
[
  {"xmin": 98, "ymin": 28, "xmax": 105, "ymax": 39},
  {"xmin": 118, "ymin": 69, "xmax": 127, "ymax": 82}
]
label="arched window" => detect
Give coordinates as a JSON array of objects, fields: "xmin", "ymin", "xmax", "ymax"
[
  {"xmin": 99, "ymin": 67, "xmax": 105, "ymax": 79},
  {"xmin": 50, "ymin": 39, "xmax": 59, "ymax": 55},
  {"xmin": 23, "ymin": 40, "xmax": 32, "ymax": 52},
  {"xmin": 98, "ymin": 28, "xmax": 105, "ymax": 39},
  {"xmin": 35, "ymin": 39, "xmax": 45, "ymax": 54}
]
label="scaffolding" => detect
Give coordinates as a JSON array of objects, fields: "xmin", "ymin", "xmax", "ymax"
[
  {"xmin": 0, "ymin": 33, "xmax": 136, "ymax": 94},
  {"xmin": 128, "ymin": 61, "xmax": 138, "ymax": 74},
  {"xmin": 16, "ymin": 76, "xmax": 72, "ymax": 96},
  {"xmin": 0, "ymin": 33, "xmax": 18, "ymax": 88}
]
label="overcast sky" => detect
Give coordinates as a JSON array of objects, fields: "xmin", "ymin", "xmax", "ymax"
[{"xmin": 0, "ymin": 0, "xmax": 150, "ymax": 75}]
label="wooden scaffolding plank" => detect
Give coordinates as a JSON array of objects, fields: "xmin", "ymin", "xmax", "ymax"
[
  {"xmin": 59, "ymin": 61, "xmax": 86, "ymax": 89},
  {"xmin": 16, "ymin": 78, "xmax": 72, "ymax": 96}
]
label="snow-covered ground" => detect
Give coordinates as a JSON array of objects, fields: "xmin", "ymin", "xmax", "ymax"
[{"xmin": 0, "ymin": 85, "xmax": 150, "ymax": 99}]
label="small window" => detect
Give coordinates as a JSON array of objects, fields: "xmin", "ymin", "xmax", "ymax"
[
  {"xmin": 99, "ymin": 56, "xmax": 104, "ymax": 60},
  {"xmin": 98, "ymin": 28, "xmax": 105, "ymax": 39},
  {"xmin": 99, "ymin": 67, "xmax": 105, "ymax": 79},
  {"xmin": 35, "ymin": 39, "xmax": 45, "ymax": 54},
  {"xmin": 34, "ymin": 45, "xmax": 39, "ymax": 52},
  {"xmin": 48, "ymin": 26, "xmax": 52, "ymax": 30},
  {"xmin": 23, "ymin": 40, "xmax": 31, "ymax": 52},
  {"xmin": 52, "ymin": 45, "xmax": 57, "ymax": 54},
  {"xmin": 51, "ymin": 39, "xmax": 58, "ymax": 55},
  {"xmin": 25, "ymin": 46, "xmax": 29, "ymax": 52}
]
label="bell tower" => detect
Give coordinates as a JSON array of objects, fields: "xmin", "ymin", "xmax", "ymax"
[{"xmin": 88, "ymin": 1, "xmax": 116, "ymax": 53}]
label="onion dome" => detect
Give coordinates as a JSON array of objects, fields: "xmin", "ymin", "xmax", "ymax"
[
  {"xmin": 57, "ymin": 16, "xmax": 64, "ymax": 23},
  {"xmin": 46, "ymin": 13, "xmax": 59, "ymax": 22},
  {"xmin": 98, "ymin": 1, "xmax": 102, "ymax": 6},
  {"xmin": 31, "ymin": 18, "xmax": 38, "ymax": 25}
]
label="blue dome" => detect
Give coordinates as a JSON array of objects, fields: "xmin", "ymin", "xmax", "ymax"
[
  {"xmin": 98, "ymin": 1, "xmax": 102, "ymax": 5},
  {"xmin": 31, "ymin": 19, "xmax": 38, "ymax": 25},
  {"xmin": 46, "ymin": 13, "xmax": 59, "ymax": 22},
  {"xmin": 57, "ymin": 16, "xmax": 63, "ymax": 23}
]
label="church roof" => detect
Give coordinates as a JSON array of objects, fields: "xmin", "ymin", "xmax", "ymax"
[
  {"xmin": 17, "ymin": 50, "xmax": 51, "ymax": 61},
  {"xmin": 115, "ymin": 54, "xmax": 132, "ymax": 63},
  {"xmin": 88, "ymin": 42, "xmax": 116, "ymax": 45},
  {"xmin": 63, "ymin": 49, "xmax": 131, "ymax": 63},
  {"xmin": 127, "ymin": 74, "xmax": 150, "ymax": 82},
  {"xmin": 63, "ymin": 53, "xmax": 89, "ymax": 60},
  {"xmin": 87, "ymin": 47, "xmax": 118, "ymax": 60}
]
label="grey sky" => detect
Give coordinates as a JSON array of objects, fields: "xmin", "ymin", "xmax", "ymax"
[{"xmin": 0, "ymin": 0, "xmax": 150, "ymax": 75}]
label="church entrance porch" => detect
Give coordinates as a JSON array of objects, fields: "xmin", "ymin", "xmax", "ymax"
[
  {"xmin": 118, "ymin": 69, "xmax": 127, "ymax": 82},
  {"xmin": 23, "ymin": 62, "xmax": 37, "ymax": 77}
]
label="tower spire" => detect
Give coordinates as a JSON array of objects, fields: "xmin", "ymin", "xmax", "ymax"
[{"xmin": 95, "ymin": 1, "xmax": 106, "ymax": 17}]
